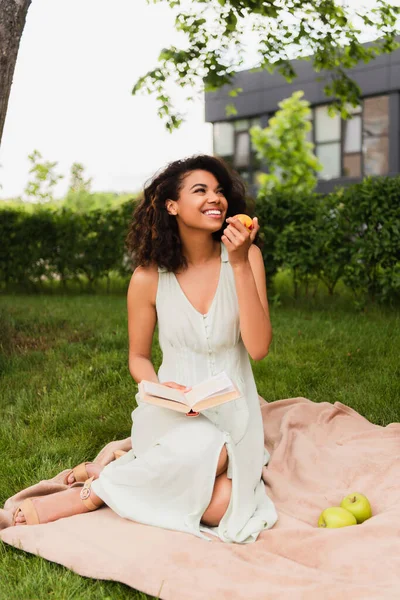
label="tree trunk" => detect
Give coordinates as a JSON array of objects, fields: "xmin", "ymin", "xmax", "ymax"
[{"xmin": 0, "ymin": 0, "xmax": 31, "ymax": 146}]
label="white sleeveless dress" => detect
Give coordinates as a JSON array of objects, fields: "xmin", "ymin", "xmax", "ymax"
[{"xmin": 91, "ymin": 242, "xmax": 278, "ymax": 543}]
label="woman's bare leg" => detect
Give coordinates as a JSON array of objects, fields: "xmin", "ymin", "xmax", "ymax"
[
  {"xmin": 15, "ymin": 442, "xmax": 230, "ymax": 526},
  {"xmin": 202, "ymin": 444, "xmax": 231, "ymax": 526},
  {"xmin": 67, "ymin": 463, "xmax": 103, "ymax": 485},
  {"xmin": 215, "ymin": 444, "xmax": 228, "ymax": 477},
  {"xmin": 201, "ymin": 471, "xmax": 232, "ymax": 527},
  {"xmin": 14, "ymin": 486, "xmax": 104, "ymax": 525}
]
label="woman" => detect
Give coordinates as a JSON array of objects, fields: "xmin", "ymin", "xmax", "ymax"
[{"xmin": 13, "ymin": 154, "xmax": 278, "ymax": 543}]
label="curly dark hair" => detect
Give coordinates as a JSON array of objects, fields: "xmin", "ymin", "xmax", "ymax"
[{"xmin": 126, "ymin": 154, "xmax": 255, "ymax": 273}]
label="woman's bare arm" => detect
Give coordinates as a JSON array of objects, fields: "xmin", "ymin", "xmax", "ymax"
[
  {"xmin": 231, "ymin": 244, "xmax": 272, "ymax": 361},
  {"xmin": 95, "ymin": 268, "xmax": 159, "ymax": 465},
  {"xmin": 127, "ymin": 266, "xmax": 160, "ymax": 384}
]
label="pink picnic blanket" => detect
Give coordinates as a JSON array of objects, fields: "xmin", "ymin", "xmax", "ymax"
[{"xmin": 1, "ymin": 396, "xmax": 400, "ymax": 599}]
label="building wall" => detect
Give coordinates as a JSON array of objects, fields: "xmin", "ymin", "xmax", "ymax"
[{"xmin": 205, "ymin": 37, "xmax": 400, "ymax": 193}]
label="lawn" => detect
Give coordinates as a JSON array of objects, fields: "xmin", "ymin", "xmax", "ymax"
[{"xmin": 0, "ymin": 293, "xmax": 399, "ymax": 599}]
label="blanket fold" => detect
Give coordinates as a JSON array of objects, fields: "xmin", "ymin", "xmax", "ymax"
[{"xmin": 2, "ymin": 396, "xmax": 400, "ymax": 599}]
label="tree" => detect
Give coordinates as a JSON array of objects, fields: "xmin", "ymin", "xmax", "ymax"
[
  {"xmin": 1, "ymin": 1, "xmax": 399, "ymax": 145},
  {"xmin": 68, "ymin": 162, "xmax": 92, "ymax": 195},
  {"xmin": 63, "ymin": 162, "xmax": 93, "ymax": 212},
  {"xmin": 24, "ymin": 149, "xmax": 64, "ymax": 204},
  {"xmin": 250, "ymin": 90, "xmax": 322, "ymax": 195},
  {"xmin": 133, "ymin": 0, "xmax": 400, "ymax": 130},
  {"xmin": 0, "ymin": 0, "xmax": 31, "ymax": 145}
]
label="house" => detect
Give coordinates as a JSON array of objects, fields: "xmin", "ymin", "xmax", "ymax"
[{"xmin": 205, "ymin": 36, "xmax": 400, "ymax": 193}]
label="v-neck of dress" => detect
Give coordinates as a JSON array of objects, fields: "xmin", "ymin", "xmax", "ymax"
[{"xmin": 172, "ymin": 242, "xmax": 224, "ymax": 318}]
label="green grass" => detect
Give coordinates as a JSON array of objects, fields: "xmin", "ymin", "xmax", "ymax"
[{"xmin": 0, "ymin": 294, "xmax": 399, "ymax": 599}]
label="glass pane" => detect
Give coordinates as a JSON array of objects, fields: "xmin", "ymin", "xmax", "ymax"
[
  {"xmin": 363, "ymin": 96, "xmax": 389, "ymax": 137},
  {"xmin": 363, "ymin": 136, "xmax": 389, "ymax": 175},
  {"xmin": 234, "ymin": 119, "xmax": 249, "ymax": 132},
  {"xmin": 344, "ymin": 115, "xmax": 362, "ymax": 153},
  {"xmin": 344, "ymin": 102, "xmax": 362, "ymax": 115},
  {"xmin": 235, "ymin": 132, "xmax": 250, "ymax": 168},
  {"xmin": 316, "ymin": 142, "xmax": 341, "ymax": 179},
  {"xmin": 315, "ymin": 105, "xmax": 341, "ymax": 143},
  {"xmin": 250, "ymin": 117, "xmax": 261, "ymax": 128},
  {"xmin": 214, "ymin": 122, "xmax": 234, "ymax": 156},
  {"xmin": 343, "ymin": 153, "xmax": 361, "ymax": 178}
]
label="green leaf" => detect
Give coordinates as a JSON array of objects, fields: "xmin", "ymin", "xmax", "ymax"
[
  {"xmin": 131, "ymin": 0, "xmax": 400, "ymax": 131},
  {"xmin": 225, "ymin": 103, "xmax": 238, "ymax": 117}
]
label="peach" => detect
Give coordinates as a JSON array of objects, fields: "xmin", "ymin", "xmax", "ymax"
[{"xmin": 233, "ymin": 214, "xmax": 254, "ymax": 230}]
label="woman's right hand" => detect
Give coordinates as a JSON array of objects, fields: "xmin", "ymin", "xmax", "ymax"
[{"xmin": 162, "ymin": 381, "xmax": 192, "ymax": 392}]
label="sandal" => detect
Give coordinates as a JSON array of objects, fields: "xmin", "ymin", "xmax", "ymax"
[
  {"xmin": 67, "ymin": 450, "xmax": 128, "ymax": 484},
  {"xmin": 13, "ymin": 476, "xmax": 103, "ymax": 526}
]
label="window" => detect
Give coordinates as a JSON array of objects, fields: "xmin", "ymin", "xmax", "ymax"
[
  {"xmin": 343, "ymin": 104, "xmax": 362, "ymax": 177},
  {"xmin": 213, "ymin": 122, "xmax": 234, "ymax": 165},
  {"xmin": 213, "ymin": 95, "xmax": 390, "ymax": 185},
  {"xmin": 235, "ymin": 131, "xmax": 250, "ymax": 167},
  {"xmin": 311, "ymin": 95, "xmax": 389, "ymax": 180},
  {"xmin": 315, "ymin": 105, "xmax": 341, "ymax": 180},
  {"xmin": 363, "ymin": 96, "xmax": 389, "ymax": 176},
  {"xmin": 213, "ymin": 116, "xmax": 263, "ymax": 183}
]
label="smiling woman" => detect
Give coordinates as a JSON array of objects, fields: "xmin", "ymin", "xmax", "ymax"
[
  {"xmin": 9, "ymin": 153, "xmax": 278, "ymax": 545},
  {"xmin": 125, "ymin": 155, "xmax": 248, "ymax": 274},
  {"xmin": 91, "ymin": 153, "xmax": 278, "ymax": 543}
]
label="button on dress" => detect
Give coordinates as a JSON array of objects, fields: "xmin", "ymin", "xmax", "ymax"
[{"xmin": 91, "ymin": 242, "xmax": 278, "ymax": 543}]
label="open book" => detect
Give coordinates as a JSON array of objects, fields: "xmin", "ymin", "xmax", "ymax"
[{"xmin": 138, "ymin": 371, "xmax": 241, "ymax": 417}]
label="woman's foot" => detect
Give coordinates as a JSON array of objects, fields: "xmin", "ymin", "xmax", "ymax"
[
  {"xmin": 66, "ymin": 462, "xmax": 103, "ymax": 485},
  {"xmin": 14, "ymin": 486, "xmax": 103, "ymax": 525}
]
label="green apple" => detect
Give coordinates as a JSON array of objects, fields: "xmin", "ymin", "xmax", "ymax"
[
  {"xmin": 318, "ymin": 506, "xmax": 357, "ymax": 528},
  {"xmin": 340, "ymin": 492, "xmax": 372, "ymax": 524}
]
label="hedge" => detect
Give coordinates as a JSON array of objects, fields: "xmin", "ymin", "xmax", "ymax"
[
  {"xmin": 1, "ymin": 175, "xmax": 399, "ymax": 304},
  {"xmin": 254, "ymin": 174, "xmax": 399, "ymax": 304},
  {"xmin": 0, "ymin": 201, "xmax": 134, "ymax": 292}
]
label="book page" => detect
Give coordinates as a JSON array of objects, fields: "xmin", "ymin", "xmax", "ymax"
[
  {"xmin": 194, "ymin": 389, "xmax": 240, "ymax": 410},
  {"xmin": 185, "ymin": 371, "xmax": 235, "ymax": 408},
  {"xmin": 141, "ymin": 381, "xmax": 187, "ymax": 405},
  {"xmin": 139, "ymin": 375, "xmax": 241, "ymax": 413}
]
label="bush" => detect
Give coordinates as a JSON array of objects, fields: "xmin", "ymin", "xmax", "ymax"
[
  {"xmin": 0, "ymin": 201, "xmax": 137, "ymax": 291},
  {"xmin": 254, "ymin": 175, "xmax": 400, "ymax": 304},
  {"xmin": 340, "ymin": 176, "xmax": 400, "ymax": 304},
  {"xmin": 1, "ymin": 175, "xmax": 399, "ymax": 304}
]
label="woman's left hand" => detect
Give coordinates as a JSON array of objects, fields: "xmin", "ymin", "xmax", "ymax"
[{"xmin": 222, "ymin": 216, "xmax": 260, "ymax": 267}]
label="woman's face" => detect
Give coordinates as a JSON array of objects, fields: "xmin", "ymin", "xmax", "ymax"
[{"xmin": 166, "ymin": 169, "xmax": 228, "ymax": 231}]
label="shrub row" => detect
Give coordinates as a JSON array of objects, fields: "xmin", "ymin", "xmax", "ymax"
[
  {"xmin": 1, "ymin": 175, "xmax": 399, "ymax": 304},
  {"xmin": 255, "ymin": 175, "xmax": 400, "ymax": 304},
  {"xmin": 0, "ymin": 202, "xmax": 134, "ymax": 291}
]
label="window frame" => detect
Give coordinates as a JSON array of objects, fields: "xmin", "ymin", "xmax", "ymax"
[
  {"xmin": 312, "ymin": 94, "xmax": 389, "ymax": 180},
  {"xmin": 362, "ymin": 94, "xmax": 390, "ymax": 177},
  {"xmin": 313, "ymin": 104, "xmax": 342, "ymax": 180},
  {"xmin": 213, "ymin": 115, "xmax": 264, "ymax": 184},
  {"xmin": 341, "ymin": 106, "xmax": 363, "ymax": 178},
  {"xmin": 234, "ymin": 129, "xmax": 251, "ymax": 169},
  {"xmin": 212, "ymin": 93, "xmax": 390, "ymax": 184}
]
